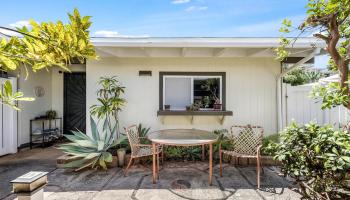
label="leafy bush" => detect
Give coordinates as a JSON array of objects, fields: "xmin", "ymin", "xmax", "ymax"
[
  {"xmin": 261, "ymin": 134, "xmax": 279, "ymax": 156},
  {"xmin": 311, "ymin": 82, "xmax": 350, "ymax": 109},
  {"xmin": 164, "ymin": 146, "xmax": 202, "ymax": 161},
  {"xmin": 58, "ymin": 117, "xmax": 125, "ymax": 170},
  {"xmin": 269, "ymin": 122, "xmax": 350, "ymax": 199},
  {"xmin": 213, "ymin": 129, "xmax": 234, "ymax": 153},
  {"xmin": 283, "ymin": 68, "xmax": 323, "ymax": 86},
  {"xmin": 163, "ymin": 129, "xmax": 235, "ymax": 161}
]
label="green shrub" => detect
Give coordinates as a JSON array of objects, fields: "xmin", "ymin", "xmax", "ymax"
[
  {"xmin": 283, "ymin": 68, "xmax": 323, "ymax": 86},
  {"xmin": 261, "ymin": 134, "xmax": 279, "ymax": 156},
  {"xmin": 164, "ymin": 146, "xmax": 202, "ymax": 161},
  {"xmin": 213, "ymin": 129, "xmax": 234, "ymax": 152},
  {"xmin": 164, "ymin": 129, "xmax": 234, "ymax": 161},
  {"xmin": 269, "ymin": 122, "xmax": 350, "ymax": 199}
]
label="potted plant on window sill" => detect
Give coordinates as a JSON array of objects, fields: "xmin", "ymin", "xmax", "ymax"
[{"xmin": 213, "ymin": 99, "xmax": 222, "ymax": 110}]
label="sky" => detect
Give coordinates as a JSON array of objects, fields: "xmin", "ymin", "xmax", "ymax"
[
  {"xmin": 0, "ymin": 0, "xmax": 328, "ymax": 68},
  {"xmin": 0, "ymin": 0, "xmax": 309, "ymax": 37}
]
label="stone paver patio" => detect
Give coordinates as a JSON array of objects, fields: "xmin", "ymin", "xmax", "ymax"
[{"xmin": 0, "ymin": 147, "xmax": 301, "ymax": 200}]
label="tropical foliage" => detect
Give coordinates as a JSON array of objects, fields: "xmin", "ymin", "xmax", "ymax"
[
  {"xmin": 283, "ymin": 68, "xmax": 323, "ymax": 86},
  {"xmin": 311, "ymin": 82, "xmax": 350, "ymax": 109},
  {"xmin": 164, "ymin": 146, "xmax": 203, "ymax": 161},
  {"xmin": 90, "ymin": 76, "xmax": 126, "ymax": 139},
  {"xmin": 261, "ymin": 134, "xmax": 279, "ymax": 156},
  {"xmin": 269, "ymin": 122, "xmax": 350, "ymax": 199},
  {"xmin": 58, "ymin": 117, "xmax": 125, "ymax": 170},
  {"xmin": 0, "ymin": 80, "xmax": 34, "ymax": 110},
  {"xmin": 0, "ymin": 8, "xmax": 97, "ymax": 109},
  {"xmin": 213, "ymin": 129, "xmax": 234, "ymax": 153},
  {"xmin": 0, "ymin": 8, "xmax": 96, "ymax": 72},
  {"xmin": 276, "ymin": 0, "xmax": 350, "ymax": 110}
]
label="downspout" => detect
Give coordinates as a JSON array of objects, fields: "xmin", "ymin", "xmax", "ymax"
[{"xmin": 276, "ymin": 47, "xmax": 321, "ymax": 132}]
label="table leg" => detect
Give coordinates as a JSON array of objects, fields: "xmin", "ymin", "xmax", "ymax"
[
  {"xmin": 152, "ymin": 142, "xmax": 157, "ymax": 184},
  {"xmin": 209, "ymin": 143, "xmax": 213, "ymax": 186},
  {"xmin": 202, "ymin": 145, "xmax": 205, "ymax": 161}
]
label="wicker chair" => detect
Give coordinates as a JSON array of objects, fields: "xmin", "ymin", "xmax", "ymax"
[
  {"xmin": 219, "ymin": 124, "xmax": 264, "ymax": 188},
  {"xmin": 124, "ymin": 125, "xmax": 163, "ymax": 176}
]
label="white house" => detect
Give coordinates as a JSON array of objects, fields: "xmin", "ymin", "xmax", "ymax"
[{"xmin": 8, "ymin": 37, "xmax": 325, "ymax": 149}]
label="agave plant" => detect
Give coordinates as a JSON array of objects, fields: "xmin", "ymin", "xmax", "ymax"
[{"xmin": 58, "ymin": 117, "xmax": 125, "ymax": 171}]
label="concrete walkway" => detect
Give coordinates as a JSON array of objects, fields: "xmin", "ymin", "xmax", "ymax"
[{"xmin": 0, "ymin": 147, "xmax": 301, "ymax": 200}]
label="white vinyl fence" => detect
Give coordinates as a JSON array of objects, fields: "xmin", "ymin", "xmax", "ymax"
[
  {"xmin": 282, "ymin": 83, "xmax": 350, "ymax": 129},
  {"xmin": 0, "ymin": 77, "xmax": 18, "ymax": 156}
]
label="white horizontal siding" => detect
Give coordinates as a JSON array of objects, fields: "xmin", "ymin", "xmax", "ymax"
[{"xmin": 86, "ymin": 57, "xmax": 280, "ymax": 135}]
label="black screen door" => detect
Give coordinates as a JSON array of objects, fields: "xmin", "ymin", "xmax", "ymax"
[{"xmin": 64, "ymin": 72, "xmax": 86, "ymax": 134}]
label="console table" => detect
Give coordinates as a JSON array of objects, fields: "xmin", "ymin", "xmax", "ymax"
[{"xmin": 30, "ymin": 118, "xmax": 62, "ymax": 149}]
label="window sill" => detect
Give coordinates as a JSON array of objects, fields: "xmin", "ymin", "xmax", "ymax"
[
  {"xmin": 157, "ymin": 110, "xmax": 233, "ymax": 124},
  {"xmin": 157, "ymin": 110, "xmax": 232, "ymax": 116}
]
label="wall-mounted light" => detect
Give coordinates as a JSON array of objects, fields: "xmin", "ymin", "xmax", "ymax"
[{"xmin": 139, "ymin": 70, "xmax": 152, "ymax": 76}]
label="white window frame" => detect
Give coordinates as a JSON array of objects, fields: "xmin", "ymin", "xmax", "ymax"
[{"xmin": 163, "ymin": 75, "xmax": 223, "ymax": 110}]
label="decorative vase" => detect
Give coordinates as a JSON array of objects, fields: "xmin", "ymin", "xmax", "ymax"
[{"xmin": 117, "ymin": 148, "xmax": 126, "ymax": 167}]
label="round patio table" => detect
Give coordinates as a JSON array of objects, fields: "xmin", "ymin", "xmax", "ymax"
[{"xmin": 148, "ymin": 129, "xmax": 218, "ymax": 185}]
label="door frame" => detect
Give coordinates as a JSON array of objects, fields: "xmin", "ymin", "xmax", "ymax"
[{"xmin": 63, "ymin": 72, "xmax": 86, "ymax": 134}]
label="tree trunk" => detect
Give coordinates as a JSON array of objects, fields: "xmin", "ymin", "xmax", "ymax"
[
  {"xmin": 322, "ymin": 14, "xmax": 350, "ymax": 109},
  {"xmin": 338, "ymin": 59, "xmax": 349, "ymax": 108}
]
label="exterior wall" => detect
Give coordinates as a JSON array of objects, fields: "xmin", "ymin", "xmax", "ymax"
[
  {"xmin": 15, "ymin": 64, "xmax": 85, "ymax": 147},
  {"xmin": 17, "ymin": 69, "xmax": 52, "ymax": 146},
  {"xmin": 87, "ymin": 57, "xmax": 280, "ymax": 135}
]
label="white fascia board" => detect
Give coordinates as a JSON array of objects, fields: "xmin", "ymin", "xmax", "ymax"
[{"xmin": 91, "ymin": 37, "xmax": 326, "ymax": 49}]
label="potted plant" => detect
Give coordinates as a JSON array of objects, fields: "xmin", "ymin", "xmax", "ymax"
[
  {"xmin": 213, "ymin": 99, "xmax": 222, "ymax": 110},
  {"xmin": 46, "ymin": 110, "xmax": 57, "ymax": 119},
  {"xmin": 201, "ymin": 79, "xmax": 221, "ymax": 110},
  {"xmin": 190, "ymin": 102, "xmax": 202, "ymax": 111},
  {"xmin": 164, "ymin": 105, "xmax": 171, "ymax": 110}
]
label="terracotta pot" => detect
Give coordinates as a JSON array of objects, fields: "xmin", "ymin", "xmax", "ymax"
[{"xmin": 213, "ymin": 103, "xmax": 222, "ymax": 110}]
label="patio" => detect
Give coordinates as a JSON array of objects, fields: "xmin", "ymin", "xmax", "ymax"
[{"xmin": 1, "ymin": 147, "xmax": 301, "ymax": 200}]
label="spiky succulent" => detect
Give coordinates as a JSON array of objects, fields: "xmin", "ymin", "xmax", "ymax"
[{"xmin": 58, "ymin": 117, "xmax": 125, "ymax": 170}]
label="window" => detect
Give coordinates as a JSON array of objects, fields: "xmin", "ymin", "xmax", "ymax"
[{"xmin": 160, "ymin": 72, "xmax": 226, "ymax": 111}]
